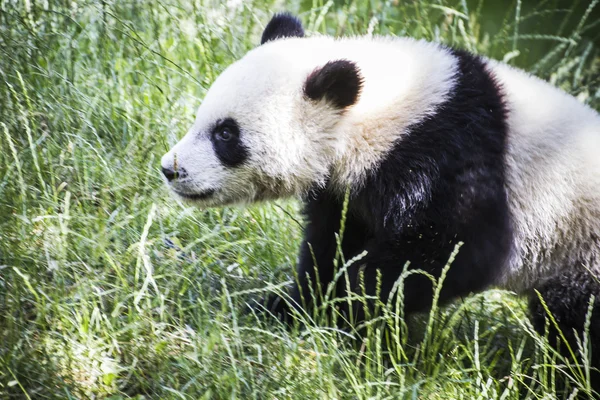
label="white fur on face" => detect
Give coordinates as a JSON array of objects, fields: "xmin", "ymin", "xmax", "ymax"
[
  {"xmin": 161, "ymin": 42, "xmax": 336, "ymax": 206},
  {"xmin": 162, "ymin": 35, "xmax": 459, "ymax": 206},
  {"xmin": 160, "ymin": 121, "xmax": 257, "ymax": 206}
]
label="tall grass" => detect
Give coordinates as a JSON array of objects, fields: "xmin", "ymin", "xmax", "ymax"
[{"xmin": 1, "ymin": 0, "xmax": 599, "ymax": 398}]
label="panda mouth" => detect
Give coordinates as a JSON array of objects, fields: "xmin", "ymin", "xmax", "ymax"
[{"xmin": 173, "ymin": 188, "xmax": 216, "ymax": 200}]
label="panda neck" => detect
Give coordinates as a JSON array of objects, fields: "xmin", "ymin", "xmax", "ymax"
[{"xmin": 329, "ymin": 55, "xmax": 459, "ymax": 191}]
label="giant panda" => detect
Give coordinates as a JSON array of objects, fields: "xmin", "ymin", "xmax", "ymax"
[{"xmin": 161, "ymin": 13, "xmax": 600, "ymax": 385}]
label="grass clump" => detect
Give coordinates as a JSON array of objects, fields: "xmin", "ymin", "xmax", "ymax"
[{"xmin": 1, "ymin": 0, "xmax": 599, "ymax": 398}]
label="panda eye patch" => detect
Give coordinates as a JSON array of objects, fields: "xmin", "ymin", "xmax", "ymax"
[{"xmin": 210, "ymin": 118, "xmax": 248, "ymax": 167}]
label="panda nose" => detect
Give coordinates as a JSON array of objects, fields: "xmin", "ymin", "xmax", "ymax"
[{"xmin": 161, "ymin": 166, "xmax": 187, "ymax": 182}]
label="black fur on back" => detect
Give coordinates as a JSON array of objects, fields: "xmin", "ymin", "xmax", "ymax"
[
  {"xmin": 344, "ymin": 48, "xmax": 513, "ymax": 312},
  {"xmin": 260, "ymin": 13, "xmax": 305, "ymax": 45},
  {"xmin": 268, "ymin": 48, "xmax": 513, "ymax": 321}
]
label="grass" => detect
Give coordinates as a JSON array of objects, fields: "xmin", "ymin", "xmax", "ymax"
[{"xmin": 1, "ymin": 0, "xmax": 599, "ymax": 398}]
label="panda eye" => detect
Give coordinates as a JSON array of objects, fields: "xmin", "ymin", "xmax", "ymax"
[{"xmin": 215, "ymin": 127, "xmax": 233, "ymax": 142}]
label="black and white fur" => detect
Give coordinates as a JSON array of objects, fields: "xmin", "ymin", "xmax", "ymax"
[{"xmin": 162, "ymin": 13, "xmax": 600, "ymax": 386}]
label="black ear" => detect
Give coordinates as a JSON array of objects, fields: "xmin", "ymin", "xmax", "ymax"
[
  {"xmin": 304, "ymin": 60, "xmax": 363, "ymax": 109},
  {"xmin": 261, "ymin": 13, "xmax": 304, "ymax": 45}
]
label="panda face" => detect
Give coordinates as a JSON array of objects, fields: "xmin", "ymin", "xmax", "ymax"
[
  {"xmin": 161, "ymin": 30, "xmax": 364, "ymax": 207},
  {"xmin": 161, "ymin": 113, "xmax": 250, "ymax": 205},
  {"xmin": 160, "ymin": 13, "xmax": 458, "ymax": 207},
  {"xmin": 161, "ymin": 63, "xmax": 308, "ymax": 206}
]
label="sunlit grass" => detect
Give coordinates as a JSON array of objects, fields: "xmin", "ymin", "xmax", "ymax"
[{"xmin": 1, "ymin": 0, "xmax": 599, "ymax": 398}]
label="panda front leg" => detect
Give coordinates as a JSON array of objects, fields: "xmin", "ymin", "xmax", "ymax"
[
  {"xmin": 342, "ymin": 231, "xmax": 510, "ymax": 327},
  {"xmin": 343, "ymin": 246, "xmax": 437, "ymax": 326},
  {"xmin": 528, "ymin": 269, "xmax": 600, "ymax": 395},
  {"xmin": 262, "ymin": 190, "xmax": 369, "ymax": 324}
]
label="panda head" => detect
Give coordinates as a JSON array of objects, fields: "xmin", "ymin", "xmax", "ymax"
[{"xmin": 161, "ymin": 13, "xmax": 363, "ymax": 207}]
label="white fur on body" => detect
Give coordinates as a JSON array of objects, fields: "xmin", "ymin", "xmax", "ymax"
[
  {"xmin": 161, "ymin": 35, "xmax": 600, "ymax": 293},
  {"xmin": 487, "ymin": 61, "xmax": 600, "ymax": 291}
]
